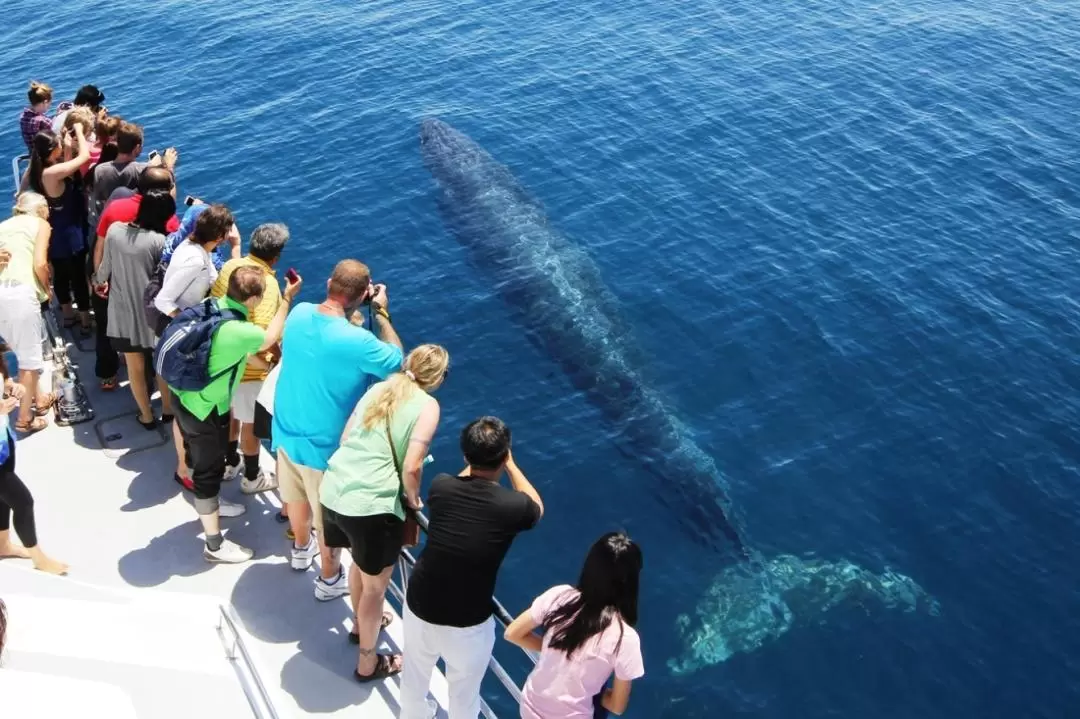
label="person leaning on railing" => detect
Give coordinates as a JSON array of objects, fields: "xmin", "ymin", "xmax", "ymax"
[
  {"xmin": 505, "ymin": 533, "xmax": 645, "ymax": 719},
  {"xmin": 0, "ymin": 193, "xmax": 53, "ymax": 434},
  {"xmin": 399, "ymin": 416, "xmax": 544, "ymax": 719},
  {"xmin": 319, "ymin": 344, "xmax": 450, "ymax": 683}
]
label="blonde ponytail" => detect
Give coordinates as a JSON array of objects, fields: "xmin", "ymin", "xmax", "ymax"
[{"xmin": 361, "ymin": 344, "xmax": 450, "ymax": 430}]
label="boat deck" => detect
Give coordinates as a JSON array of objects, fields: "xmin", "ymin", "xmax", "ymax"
[{"xmin": 0, "ymin": 322, "xmax": 454, "ymax": 718}]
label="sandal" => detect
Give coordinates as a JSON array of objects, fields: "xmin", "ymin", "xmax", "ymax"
[
  {"xmin": 100, "ymin": 377, "xmax": 117, "ymax": 392},
  {"xmin": 348, "ymin": 613, "xmax": 394, "ymax": 644},
  {"xmin": 33, "ymin": 392, "xmax": 56, "ymax": 416},
  {"xmin": 353, "ymin": 653, "xmax": 402, "ymax": 683},
  {"xmin": 15, "ymin": 416, "xmax": 48, "ymax": 434}
]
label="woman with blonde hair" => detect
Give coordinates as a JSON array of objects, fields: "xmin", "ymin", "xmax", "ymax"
[
  {"xmin": 0, "ymin": 193, "xmax": 52, "ymax": 434},
  {"xmin": 321, "ymin": 343, "xmax": 450, "ymax": 682}
]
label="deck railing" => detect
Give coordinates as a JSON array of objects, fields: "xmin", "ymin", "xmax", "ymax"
[{"xmin": 388, "ymin": 509, "xmax": 537, "ymax": 719}]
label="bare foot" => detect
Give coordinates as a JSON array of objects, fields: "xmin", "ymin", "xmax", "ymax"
[
  {"xmin": 0, "ymin": 543, "xmax": 31, "ymax": 559},
  {"xmin": 33, "ymin": 556, "xmax": 69, "ymax": 575}
]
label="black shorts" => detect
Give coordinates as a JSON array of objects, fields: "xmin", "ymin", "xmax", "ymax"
[
  {"xmin": 109, "ymin": 337, "xmax": 152, "ymax": 355},
  {"xmin": 253, "ymin": 402, "xmax": 272, "ymax": 442},
  {"xmin": 321, "ymin": 506, "xmax": 404, "ymax": 575}
]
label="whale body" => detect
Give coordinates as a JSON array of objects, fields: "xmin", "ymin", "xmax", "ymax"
[
  {"xmin": 420, "ymin": 118, "xmax": 746, "ymax": 555},
  {"xmin": 669, "ymin": 554, "xmax": 940, "ymax": 674}
]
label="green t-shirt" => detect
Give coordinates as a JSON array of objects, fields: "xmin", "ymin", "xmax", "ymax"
[
  {"xmin": 320, "ymin": 380, "xmax": 434, "ymax": 520},
  {"xmin": 172, "ymin": 297, "xmax": 265, "ymax": 421}
]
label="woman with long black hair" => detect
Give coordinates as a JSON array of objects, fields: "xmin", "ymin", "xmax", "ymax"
[
  {"xmin": 26, "ymin": 124, "xmax": 92, "ymax": 335},
  {"xmin": 0, "ymin": 345, "xmax": 67, "ymax": 574},
  {"xmin": 505, "ymin": 532, "xmax": 645, "ymax": 718},
  {"xmin": 92, "ymin": 189, "xmax": 174, "ymax": 428}
]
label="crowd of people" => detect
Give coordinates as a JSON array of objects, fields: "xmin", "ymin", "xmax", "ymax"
[{"xmin": 0, "ymin": 81, "xmax": 646, "ymax": 718}]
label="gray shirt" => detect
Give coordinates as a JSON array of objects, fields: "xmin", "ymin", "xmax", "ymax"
[
  {"xmin": 95, "ymin": 223, "xmax": 164, "ymax": 350},
  {"xmin": 91, "ymin": 160, "xmax": 146, "ymax": 221}
]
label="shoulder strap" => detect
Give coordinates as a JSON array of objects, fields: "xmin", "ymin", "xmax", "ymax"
[{"xmin": 386, "ymin": 416, "xmax": 402, "ymax": 481}]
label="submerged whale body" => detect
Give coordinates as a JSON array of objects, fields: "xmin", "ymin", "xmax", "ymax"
[
  {"xmin": 420, "ymin": 118, "xmax": 746, "ymax": 555},
  {"xmin": 669, "ymin": 555, "xmax": 940, "ymax": 674}
]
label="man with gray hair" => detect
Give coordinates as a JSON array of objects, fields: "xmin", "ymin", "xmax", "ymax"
[{"xmin": 209, "ymin": 223, "xmax": 291, "ymax": 495}]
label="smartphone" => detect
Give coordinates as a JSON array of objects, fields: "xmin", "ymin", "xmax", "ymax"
[
  {"xmin": 148, "ymin": 149, "xmax": 160, "ymax": 162},
  {"xmin": 184, "ymin": 195, "xmax": 196, "ymax": 207},
  {"xmin": 285, "ymin": 268, "xmax": 299, "ymax": 283}
]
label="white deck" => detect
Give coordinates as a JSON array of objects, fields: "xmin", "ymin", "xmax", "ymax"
[{"xmin": 0, "ymin": 325, "xmax": 454, "ymax": 718}]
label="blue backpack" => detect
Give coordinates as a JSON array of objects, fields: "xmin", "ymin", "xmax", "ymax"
[{"xmin": 154, "ymin": 298, "xmax": 247, "ymax": 392}]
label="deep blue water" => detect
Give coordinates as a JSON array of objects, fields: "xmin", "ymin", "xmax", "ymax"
[{"xmin": 5, "ymin": 0, "xmax": 1080, "ymax": 716}]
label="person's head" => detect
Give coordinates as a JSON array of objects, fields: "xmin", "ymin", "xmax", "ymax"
[
  {"xmin": 249, "ymin": 223, "xmax": 289, "ymax": 266},
  {"xmin": 96, "ymin": 114, "xmax": 122, "ymax": 144},
  {"xmin": 132, "ymin": 188, "xmax": 176, "ymax": 235},
  {"xmin": 191, "ymin": 204, "xmax": 234, "ymax": 250},
  {"xmin": 360, "ymin": 344, "xmax": 450, "ymax": 431},
  {"xmin": 62, "ymin": 106, "xmax": 96, "ymax": 139},
  {"xmin": 546, "ymin": 532, "xmax": 643, "ymax": 659},
  {"xmin": 137, "ymin": 166, "xmax": 174, "ymax": 196},
  {"xmin": 73, "ymin": 84, "xmax": 105, "ymax": 113},
  {"xmin": 461, "ymin": 416, "xmax": 511, "ymax": 474},
  {"xmin": 115, "ymin": 121, "xmax": 143, "ymax": 157},
  {"xmin": 12, "ymin": 192, "xmax": 49, "ymax": 221},
  {"xmin": 227, "ymin": 265, "xmax": 266, "ymax": 312},
  {"xmin": 27, "ymin": 129, "xmax": 61, "ymax": 194},
  {"xmin": 326, "ymin": 259, "xmax": 372, "ymax": 310},
  {"xmin": 27, "ymin": 81, "xmax": 52, "ymax": 110}
]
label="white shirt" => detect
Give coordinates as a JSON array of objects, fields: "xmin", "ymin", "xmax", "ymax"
[{"xmin": 154, "ymin": 240, "xmax": 218, "ymax": 316}]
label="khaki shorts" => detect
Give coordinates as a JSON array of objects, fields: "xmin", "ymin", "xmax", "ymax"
[{"xmin": 277, "ymin": 447, "xmax": 325, "ymax": 532}]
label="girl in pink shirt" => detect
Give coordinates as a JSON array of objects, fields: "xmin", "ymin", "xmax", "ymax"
[{"xmin": 505, "ymin": 533, "xmax": 644, "ymax": 718}]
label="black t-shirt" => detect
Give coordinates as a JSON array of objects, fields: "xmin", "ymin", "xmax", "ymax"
[{"xmin": 407, "ymin": 473, "xmax": 541, "ymax": 627}]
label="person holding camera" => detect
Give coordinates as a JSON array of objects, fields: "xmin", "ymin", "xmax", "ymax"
[{"xmin": 272, "ymin": 260, "xmax": 403, "ymax": 599}]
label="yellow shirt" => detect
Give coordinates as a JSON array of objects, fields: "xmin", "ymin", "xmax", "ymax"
[
  {"xmin": 0, "ymin": 214, "xmax": 48, "ymax": 302},
  {"xmin": 210, "ymin": 255, "xmax": 281, "ymax": 382}
]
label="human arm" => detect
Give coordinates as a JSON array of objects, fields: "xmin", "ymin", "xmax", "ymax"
[
  {"xmin": 227, "ymin": 223, "xmax": 241, "ymax": 261},
  {"xmin": 503, "ymin": 607, "xmax": 544, "ymax": 653},
  {"xmin": 401, "ymin": 400, "xmax": 440, "ymax": 510},
  {"xmin": 43, "ymin": 125, "xmax": 91, "ymax": 187},
  {"xmin": 258, "ymin": 271, "xmax": 302, "ymax": 352},
  {"xmin": 3, "ymin": 376, "xmax": 27, "ymax": 402},
  {"xmin": 505, "ymin": 449, "xmax": 544, "ymax": 520},
  {"xmin": 94, "ymin": 228, "xmax": 113, "ymax": 284},
  {"xmin": 599, "ymin": 679, "xmax": 634, "ymax": 716},
  {"xmin": 32, "ymin": 218, "xmax": 51, "ymax": 299},
  {"xmin": 368, "ymin": 284, "xmax": 403, "ymax": 353}
]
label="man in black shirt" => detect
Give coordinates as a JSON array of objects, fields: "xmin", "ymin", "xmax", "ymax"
[{"xmin": 400, "ymin": 417, "xmax": 543, "ymax": 719}]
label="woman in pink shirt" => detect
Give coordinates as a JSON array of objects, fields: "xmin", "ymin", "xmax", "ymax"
[{"xmin": 505, "ymin": 533, "xmax": 644, "ymax": 718}]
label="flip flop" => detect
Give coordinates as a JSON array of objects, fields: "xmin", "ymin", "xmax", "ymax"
[
  {"xmin": 15, "ymin": 416, "xmax": 48, "ymax": 434},
  {"xmin": 348, "ymin": 613, "xmax": 393, "ymax": 644},
  {"xmin": 353, "ymin": 653, "xmax": 402, "ymax": 683},
  {"xmin": 100, "ymin": 377, "xmax": 117, "ymax": 392},
  {"xmin": 33, "ymin": 392, "xmax": 56, "ymax": 416}
]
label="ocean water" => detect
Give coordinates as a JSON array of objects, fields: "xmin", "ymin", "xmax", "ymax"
[{"xmin": 4, "ymin": 0, "xmax": 1080, "ymax": 716}]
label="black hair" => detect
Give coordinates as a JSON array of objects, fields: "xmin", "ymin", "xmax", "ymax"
[
  {"xmin": 132, "ymin": 189, "xmax": 176, "ymax": 235},
  {"xmin": 544, "ymin": 532, "xmax": 642, "ymax": 659},
  {"xmin": 461, "ymin": 416, "xmax": 511, "ymax": 470},
  {"xmin": 27, "ymin": 129, "xmax": 60, "ymax": 195},
  {"xmin": 73, "ymin": 84, "xmax": 105, "ymax": 109},
  {"xmin": 192, "ymin": 205, "xmax": 234, "ymax": 247}
]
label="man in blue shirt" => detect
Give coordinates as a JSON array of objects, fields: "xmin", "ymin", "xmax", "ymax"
[{"xmin": 273, "ymin": 259, "xmax": 403, "ymax": 599}]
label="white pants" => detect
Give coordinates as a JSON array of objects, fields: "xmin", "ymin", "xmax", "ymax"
[{"xmin": 400, "ymin": 603, "xmax": 495, "ymax": 719}]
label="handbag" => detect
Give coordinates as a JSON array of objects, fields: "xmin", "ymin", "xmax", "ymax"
[{"xmin": 386, "ymin": 419, "xmax": 421, "ymax": 548}]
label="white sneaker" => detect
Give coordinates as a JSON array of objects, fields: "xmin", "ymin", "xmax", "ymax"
[
  {"xmin": 223, "ymin": 460, "xmax": 242, "ymax": 482},
  {"xmin": 241, "ymin": 469, "xmax": 278, "ymax": 495},
  {"xmin": 204, "ymin": 538, "xmax": 254, "ymax": 564},
  {"xmin": 218, "ymin": 498, "xmax": 247, "ymax": 518},
  {"xmin": 291, "ymin": 535, "xmax": 317, "ymax": 571},
  {"xmin": 314, "ymin": 565, "xmax": 349, "ymax": 601}
]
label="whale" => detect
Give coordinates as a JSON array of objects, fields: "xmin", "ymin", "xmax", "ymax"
[
  {"xmin": 419, "ymin": 118, "xmax": 937, "ymax": 668},
  {"xmin": 669, "ymin": 554, "xmax": 940, "ymax": 674},
  {"xmin": 420, "ymin": 117, "xmax": 747, "ymax": 556}
]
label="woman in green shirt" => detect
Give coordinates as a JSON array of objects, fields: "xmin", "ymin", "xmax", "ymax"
[{"xmin": 320, "ymin": 343, "xmax": 449, "ymax": 682}]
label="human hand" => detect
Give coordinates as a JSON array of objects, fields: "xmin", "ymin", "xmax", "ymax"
[
  {"xmin": 284, "ymin": 271, "xmax": 303, "ymax": 301},
  {"xmin": 405, "ymin": 492, "xmax": 423, "ymax": 511},
  {"xmin": 0, "ymin": 248, "xmax": 10, "ymax": 271},
  {"xmin": 192, "ymin": 197, "xmax": 206, "ymax": 206},
  {"xmin": 6, "ymin": 381, "xmax": 26, "ymax": 402},
  {"xmin": 164, "ymin": 147, "xmax": 178, "ymax": 169},
  {"xmin": 0, "ymin": 396, "xmax": 18, "ymax": 416},
  {"xmin": 370, "ymin": 283, "xmax": 388, "ymax": 311},
  {"xmin": 227, "ymin": 223, "xmax": 241, "ymax": 247},
  {"xmin": 505, "ymin": 447, "xmax": 516, "ymax": 469},
  {"xmin": 73, "ymin": 123, "xmax": 86, "ymax": 140},
  {"xmin": 94, "ymin": 282, "xmax": 109, "ymax": 298}
]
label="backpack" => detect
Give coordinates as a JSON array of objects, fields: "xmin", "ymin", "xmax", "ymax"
[
  {"xmin": 154, "ymin": 298, "xmax": 247, "ymax": 392},
  {"xmin": 143, "ymin": 259, "xmax": 171, "ymax": 336}
]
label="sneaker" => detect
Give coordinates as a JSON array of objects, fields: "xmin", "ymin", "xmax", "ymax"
[
  {"xmin": 240, "ymin": 469, "xmax": 278, "ymax": 495},
  {"xmin": 223, "ymin": 460, "xmax": 242, "ymax": 482},
  {"xmin": 204, "ymin": 538, "xmax": 254, "ymax": 564},
  {"xmin": 218, "ymin": 498, "xmax": 247, "ymax": 518},
  {"xmin": 291, "ymin": 535, "xmax": 317, "ymax": 571},
  {"xmin": 314, "ymin": 566, "xmax": 349, "ymax": 601}
]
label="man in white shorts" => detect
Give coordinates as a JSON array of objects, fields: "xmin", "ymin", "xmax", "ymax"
[{"xmin": 209, "ymin": 223, "xmax": 290, "ymax": 495}]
